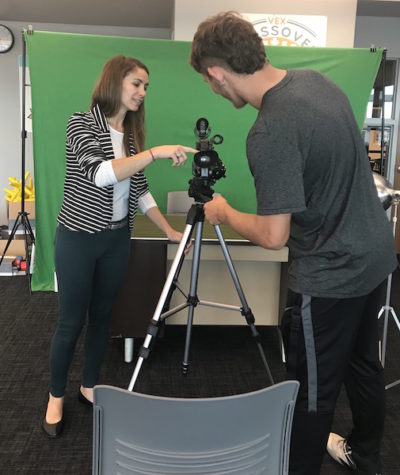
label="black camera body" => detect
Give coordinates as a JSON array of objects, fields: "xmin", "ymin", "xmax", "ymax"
[{"xmin": 189, "ymin": 118, "xmax": 226, "ymax": 202}]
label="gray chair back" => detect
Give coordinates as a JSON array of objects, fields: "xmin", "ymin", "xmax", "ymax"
[
  {"xmin": 93, "ymin": 381, "xmax": 299, "ymax": 475},
  {"xmin": 167, "ymin": 191, "xmax": 194, "ymax": 213}
]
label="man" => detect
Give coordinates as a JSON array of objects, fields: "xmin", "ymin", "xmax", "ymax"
[{"xmin": 190, "ymin": 11, "xmax": 396, "ymax": 475}]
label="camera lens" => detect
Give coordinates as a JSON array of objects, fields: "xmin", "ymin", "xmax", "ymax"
[{"xmin": 199, "ymin": 154, "xmax": 210, "ymax": 164}]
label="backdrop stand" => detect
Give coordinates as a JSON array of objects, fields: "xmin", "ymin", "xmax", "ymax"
[
  {"xmin": 378, "ymin": 196, "xmax": 400, "ymax": 390},
  {"xmin": 374, "ymin": 48, "xmax": 400, "ymax": 389},
  {"xmin": 0, "ymin": 27, "xmax": 35, "ymax": 290},
  {"xmin": 374, "ymin": 172, "xmax": 400, "ymax": 390},
  {"xmin": 379, "ymin": 48, "xmax": 387, "ymax": 176}
]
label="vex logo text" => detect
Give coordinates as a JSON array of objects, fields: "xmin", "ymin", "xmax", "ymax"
[{"xmin": 246, "ymin": 14, "xmax": 327, "ymax": 47}]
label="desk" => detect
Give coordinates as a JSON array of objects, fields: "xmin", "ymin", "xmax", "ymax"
[
  {"xmin": 110, "ymin": 239, "xmax": 167, "ymax": 338},
  {"xmin": 110, "ymin": 215, "xmax": 288, "ymax": 339},
  {"xmin": 166, "ymin": 243, "xmax": 288, "ymax": 326}
]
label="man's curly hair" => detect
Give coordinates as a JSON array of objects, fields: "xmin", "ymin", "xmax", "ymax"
[{"xmin": 190, "ymin": 11, "xmax": 267, "ymax": 75}]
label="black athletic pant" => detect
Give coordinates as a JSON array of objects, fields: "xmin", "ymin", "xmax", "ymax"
[
  {"xmin": 282, "ymin": 283, "xmax": 385, "ymax": 475},
  {"xmin": 49, "ymin": 223, "xmax": 131, "ymax": 397}
]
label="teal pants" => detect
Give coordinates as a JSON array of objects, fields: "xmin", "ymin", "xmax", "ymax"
[{"xmin": 49, "ymin": 223, "xmax": 131, "ymax": 397}]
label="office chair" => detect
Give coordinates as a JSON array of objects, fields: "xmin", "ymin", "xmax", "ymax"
[{"xmin": 92, "ymin": 381, "xmax": 299, "ymax": 475}]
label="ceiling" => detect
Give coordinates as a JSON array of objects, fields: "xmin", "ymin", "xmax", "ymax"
[{"xmin": 0, "ymin": 0, "xmax": 400, "ymax": 29}]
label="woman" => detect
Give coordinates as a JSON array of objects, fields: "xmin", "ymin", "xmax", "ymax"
[{"xmin": 42, "ymin": 55, "xmax": 196, "ymax": 437}]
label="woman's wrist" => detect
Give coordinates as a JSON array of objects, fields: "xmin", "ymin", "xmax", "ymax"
[
  {"xmin": 149, "ymin": 148, "xmax": 156, "ymax": 162},
  {"xmin": 165, "ymin": 225, "xmax": 174, "ymax": 239}
]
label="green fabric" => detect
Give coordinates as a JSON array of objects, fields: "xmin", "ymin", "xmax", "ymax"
[{"xmin": 25, "ymin": 31, "xmax": 382, "ymax": 291}]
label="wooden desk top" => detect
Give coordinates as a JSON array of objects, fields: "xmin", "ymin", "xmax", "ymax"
[
  {"xmin": 132, "ymin": 214, "xmax": 289, "ymax": 262},
  {"xmin": 132, "ymin": 214, "xmax": 246, "ymax": 241}
]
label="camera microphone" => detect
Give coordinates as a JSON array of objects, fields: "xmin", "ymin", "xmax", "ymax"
[{"xmin": 195, "ymin": 118, "xmax": 210, "ymax": 139}]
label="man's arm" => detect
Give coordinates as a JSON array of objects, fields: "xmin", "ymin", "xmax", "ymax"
[{"xmin": 204, "ymin": 195, "xmax": 290, "ymax": 250}]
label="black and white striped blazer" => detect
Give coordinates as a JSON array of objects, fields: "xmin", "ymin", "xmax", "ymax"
[{"xmin": 58, "ymin": 104, "xmax": 149, "ymax": 233}]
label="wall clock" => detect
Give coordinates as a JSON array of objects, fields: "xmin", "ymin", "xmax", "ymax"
[{"xmin": 0, "ymin": 25, "xmax": 14, "ymax": 53}]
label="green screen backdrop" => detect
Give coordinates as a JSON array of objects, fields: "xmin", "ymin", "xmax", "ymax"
[{"xmin": 25, "ymin": 31, "xmax": 382, "ymax": 291}]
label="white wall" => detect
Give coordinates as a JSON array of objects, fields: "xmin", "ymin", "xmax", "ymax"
[
  {"xmin": 173, "ymin": 0, "xmax": 357, "ymax": 46},
  {"xmin": 0, "ymin": 21, "xmax": 170, "ymax": 226}
]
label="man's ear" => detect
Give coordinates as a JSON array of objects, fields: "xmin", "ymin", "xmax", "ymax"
[{"xmin": 206, "ymin": 66, "xmax": 225, "ymax": 84}]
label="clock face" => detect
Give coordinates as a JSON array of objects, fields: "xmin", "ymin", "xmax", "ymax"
[{"xmin": 0, "ymin": 25, "xmax": 14, "ymax": 53}]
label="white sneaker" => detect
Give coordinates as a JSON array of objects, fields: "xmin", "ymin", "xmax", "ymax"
[{"xmin": 327, "ymin": 433, "xmax": 357, "ymax": 470}]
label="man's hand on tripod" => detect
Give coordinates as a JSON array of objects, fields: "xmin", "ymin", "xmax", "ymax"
[
  {"xmin": 205, "ymin": 195, "xmax": 290, "ymax": 250},
  {"xmin": 204, "ymin": 195, "xmax": 229, "ymax": 225}
]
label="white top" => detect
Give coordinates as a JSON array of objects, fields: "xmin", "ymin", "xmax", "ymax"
[{"xmin": 95, "ymin": 126, "xmax": 156, "ymax": 220}]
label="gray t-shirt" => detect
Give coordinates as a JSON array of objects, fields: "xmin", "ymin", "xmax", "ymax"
[{"xmin": 246, "ymin": 69, "xmax": 396, "ymax": 298}]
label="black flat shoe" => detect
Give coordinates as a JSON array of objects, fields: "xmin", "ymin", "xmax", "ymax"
[
  {"xmin": 78, "ymin": 389, "xmax": 93, "ymax": 407},
  {"xmin": 42, "ymin": 416, "xmax": 63, "ymax": 438}
]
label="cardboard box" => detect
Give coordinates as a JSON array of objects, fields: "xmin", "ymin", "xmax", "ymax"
[
  {"xmin": 0, "ymin": 239, "xmax": 26, "ymax": 258},
  {"xmin": 7, "ymin": 201, "xmax": 35, "ymax": 230}
]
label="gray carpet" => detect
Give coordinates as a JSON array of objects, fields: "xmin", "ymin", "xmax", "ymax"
[{"xmin": 0, "ymin": 273, "xmax": 399, "ymax": 474}]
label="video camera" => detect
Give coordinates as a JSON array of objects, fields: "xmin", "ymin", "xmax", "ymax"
[{"xmin": 188, "ymin": 118, "xmax": 226, "ymax": 202}]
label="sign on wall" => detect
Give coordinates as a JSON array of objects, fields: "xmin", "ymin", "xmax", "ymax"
[{"xmin": 244, "ymin": 13, "xmax": 327, "ymax": 47}]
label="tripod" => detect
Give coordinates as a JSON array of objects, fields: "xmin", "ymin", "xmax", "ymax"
[
  {"xmin": 0, "ymin": 29, "xmax": 35, "ymax": 286},
  {"xmin": 128, "ymin": 202, "xmax": 274, "ymax": 391},
  {"xmin": 378, "ymin": 196, "xmax": 400, "ymax": 390}
]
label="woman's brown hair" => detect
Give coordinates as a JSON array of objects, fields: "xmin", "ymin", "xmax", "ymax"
[{"xmin": 91, "ymin": 55, "xmax": 149, "ymax": 154}]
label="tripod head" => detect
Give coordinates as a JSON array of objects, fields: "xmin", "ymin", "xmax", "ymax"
[{"xmin": 188, "ymin": 118, "xmax": 226, "ymax": 203}]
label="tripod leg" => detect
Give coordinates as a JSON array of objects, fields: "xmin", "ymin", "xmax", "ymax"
[
  {"xmin": 214, "ymin": 224, "xmax": 274, "ymax": 385},
  {"xmin": 21, "ymin": 214, "xmax": 34, "ymax": 285},
  {"xmin": 182, "ymin": 220, "xmax": 204, "ymax": 375},
  {"xmin": 380, "ymin": 273, "xmax": 392, "ymax": 367},
  {"xmin": 161, "ymin": 231, "xmax": 191, "ymax": 317},
  {"xmin": 386, "ymin": 379, "xmax": 400, "ymax": 390},
  {"xmin": 23, "ymin": 212, "xmax": 35, "ymax": 242},
  {"xmin": 0, "ymin": 214, "xmax": 22, "ymax": 266},
  {"xmin": 128, "ymin": 223, "xmax": 193, "ymax": 391}
]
